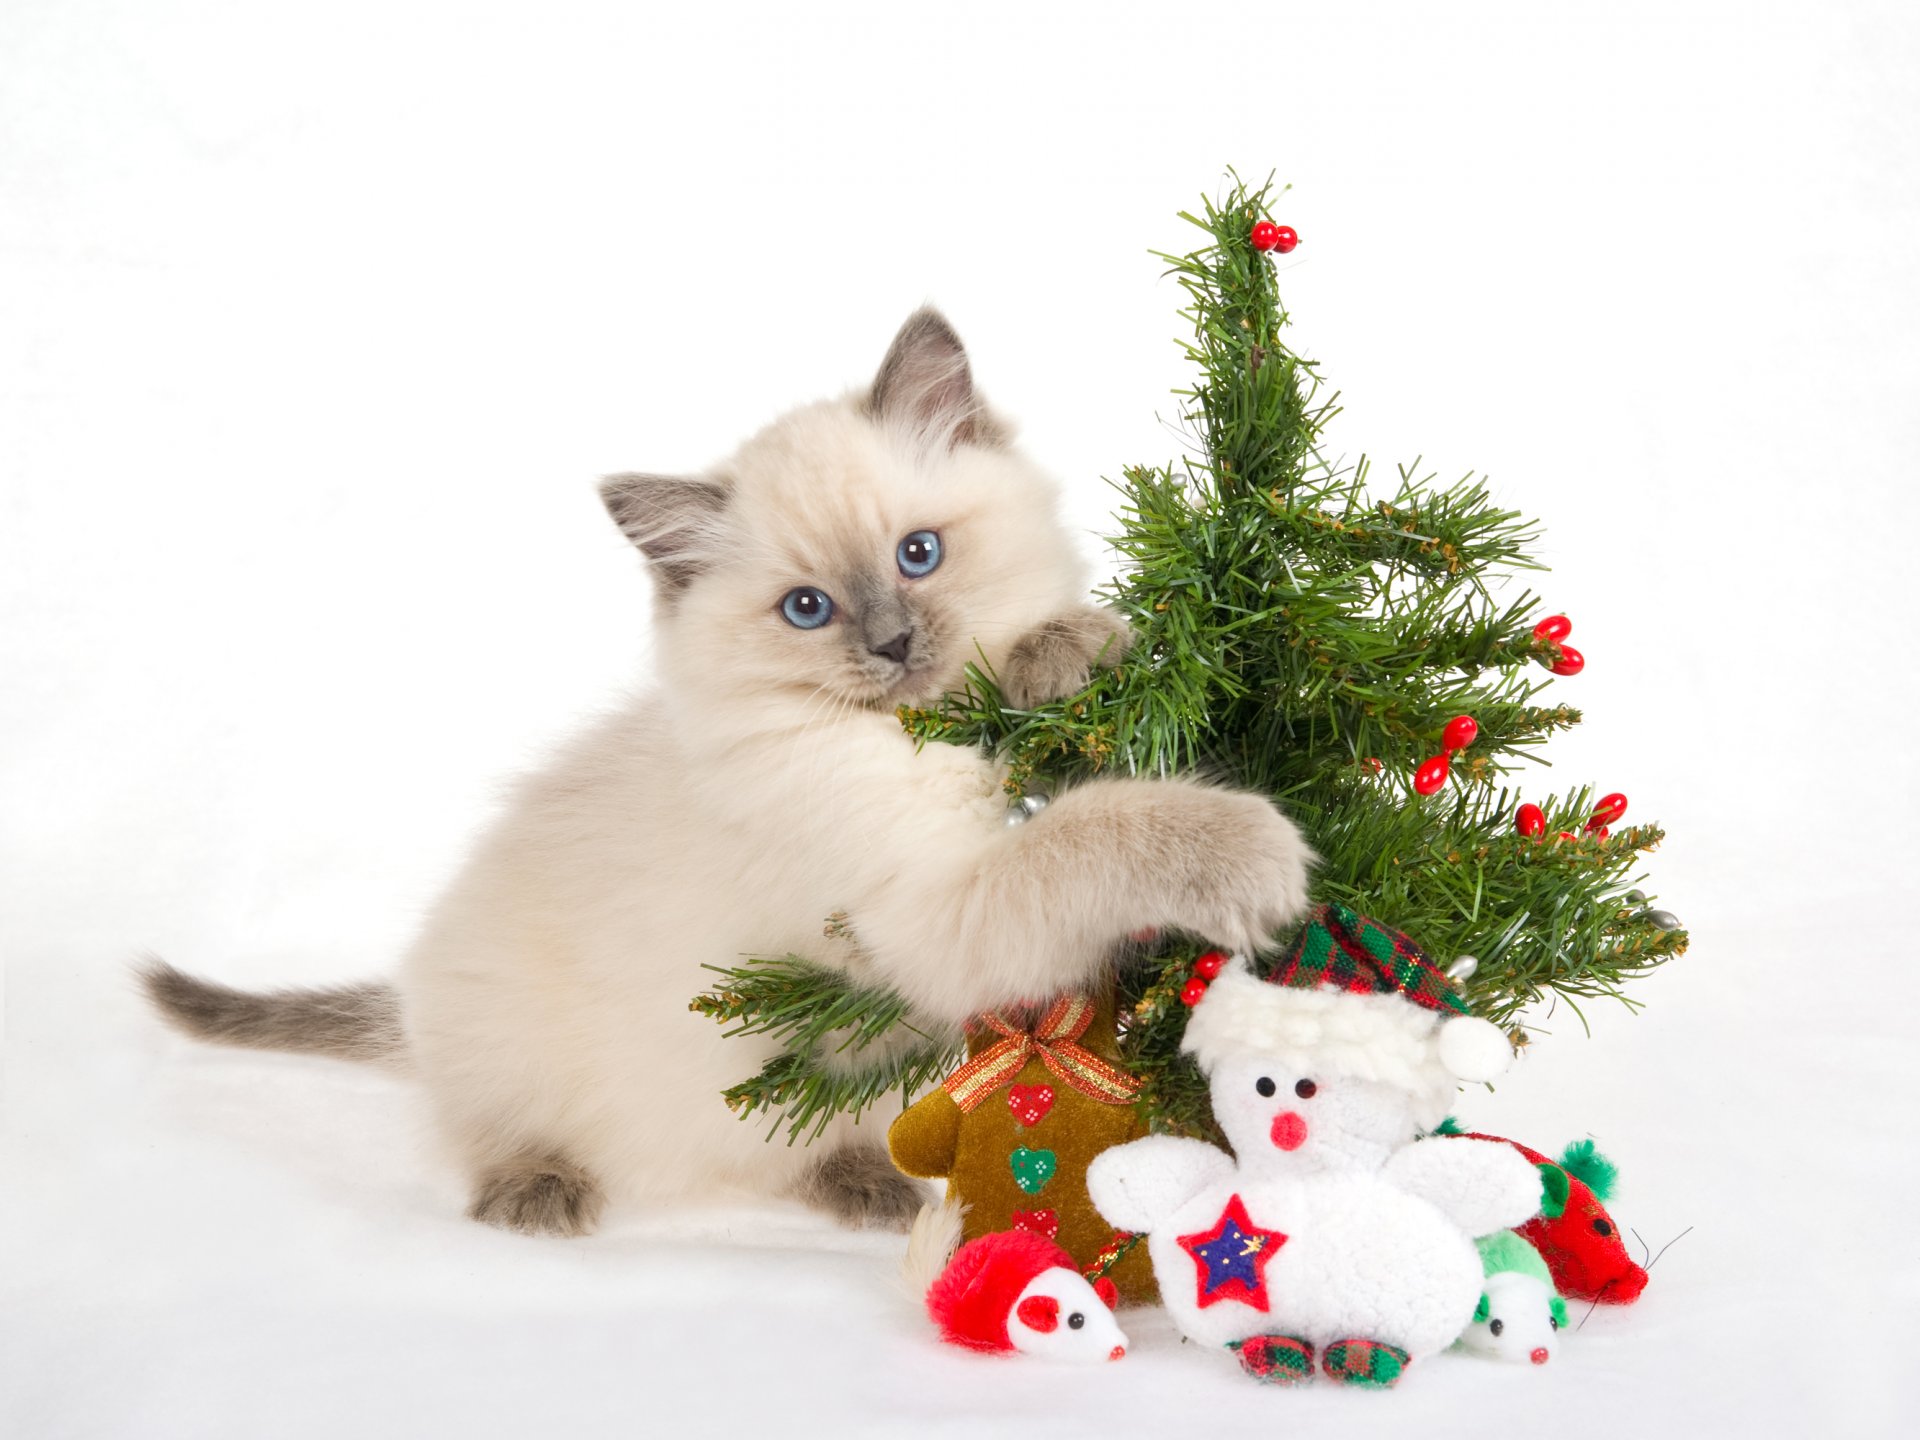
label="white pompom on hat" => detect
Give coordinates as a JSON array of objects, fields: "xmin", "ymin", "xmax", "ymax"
[{"xmin": 1179, "ymin": 903, "xmax": 1512, "ymax": 1128}]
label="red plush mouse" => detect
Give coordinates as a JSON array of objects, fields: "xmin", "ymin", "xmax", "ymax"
[{"xmin": 1442, "ymin": 1126, "xmax": 1648, "ymax": 1303}]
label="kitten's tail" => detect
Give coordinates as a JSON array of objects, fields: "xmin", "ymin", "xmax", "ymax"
[{"xmin": 138, "ymin": 958, "xmax": 407, "ymax": 1068}]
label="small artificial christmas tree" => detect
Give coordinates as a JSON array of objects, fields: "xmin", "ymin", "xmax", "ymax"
[{"xmin": 692, "ymin": 173, "xmax": 1686, "ymax": 1145}]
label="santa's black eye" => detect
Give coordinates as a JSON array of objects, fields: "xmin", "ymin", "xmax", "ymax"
[
  {"xmin": 1067, "ymin": 1312, "xmax": 1085, "ymax": 1330},
  {"xmin": 1294, "ymin": 1079, "xmax": 1317, "ymax": 1099},
  {"xmin": 1593, "ymin": 1218, "xmax": 1613, "ymax": 1237},
  {"xmin": 1489, "ymin": 1318, "xmax": 1504, "ymax": 1337},
  {"xmin": 1255, "ymin": 1077, "xmax": 1276, "ymax": 1097}
]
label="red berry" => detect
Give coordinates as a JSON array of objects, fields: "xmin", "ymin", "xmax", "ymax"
[
  {"xmin": 1591, "ymin": 792, "xmax": 1628, "ymax": 825},
  {"xmin": 1556, "ymin": 831, "xmax": 1577, "ymax": 843},
  {"xmin": 1515, "ymin": 803, "xmax": 1546, "ymax": 838},
  {"xmin": 1272, "ymin": 225, "xmax": 1298, "ymax": 253},
  {"xmin": 1180, "ymin": 977, "xmax": 1209, "ymax": 1006},
  {"xmin": 1551, "ymin": 644, "xmax": 1585, "ymax": 677},
  {"xmin": 1590, "ymin": 825, "xmax": 1611, "ymax": 840},
  {"xmin": 1250, "ymin": 221, "xmax": 1281, "ymax": 251},
  {"xmin": 1442, "ymin": 715, "xmax": 1479, "ymax": 751},
  {"xmin": 1193, "ymin": 951, "xmax": 1226, "ymax": 980},
  {"xmin": 1413, "ymin": 753, "xmax": 1451, "ymax": 795},
  {"xmin": 1533, "ymin": 614, "xmax": 1572, "ymax": 642}
]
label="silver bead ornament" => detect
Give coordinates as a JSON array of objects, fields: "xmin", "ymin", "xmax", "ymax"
[
  {"xmin": 1625, "ymin": 889, "xmax": 1647, "ymax": 906},
  {"xmin": 1019, "ymin": 793, "xmax": 1050, "ymax": 816},
  {"xmin": 1645, "ymin": 909, "xmax": 1682, "ymax": 931},
  {"xmin": 1446, "ymin": 955, "xmax": 1479, "ymax": 982}
]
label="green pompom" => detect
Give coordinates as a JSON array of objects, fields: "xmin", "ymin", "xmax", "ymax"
[
  {"xmin": 1559, "ymin": 1139, "xmax": 1619, "ymax": 1202},
  {"xmin": 1474, "ymin": 1293, "xmax": 1490, "ymax": 1323},
  {"xmin": 1537, "ymin": 1162, "xmax": 1569, "ymax": 1219},
  {"xmin": 1550, "ymin": 1295, "xmax": 1569, "ymax": 1328},
  {"xmin": 1431, "ymin": 1115, "xmax": 1465, "ymax": 1136}
]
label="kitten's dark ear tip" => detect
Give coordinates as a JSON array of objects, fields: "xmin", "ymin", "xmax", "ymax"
[
  {"xmin": 870, "ymin": 306, "xmax": 1000, "ymax": 448},
  {"xmin": 894, "ymin": 306, "xmax": 965, "ymax": 352},
  {"xmin": 599, "ymin": 471, "xmax": 730, "ymax": 592}
]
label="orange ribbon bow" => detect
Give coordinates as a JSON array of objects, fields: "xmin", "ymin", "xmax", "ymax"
[{"xmin": 942, "ymin": 994, "xmax": 1142, "ymax": 1113}]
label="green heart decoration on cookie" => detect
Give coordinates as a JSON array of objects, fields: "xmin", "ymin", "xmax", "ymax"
[{"xmin": 1010, "ymin": 1147, "xmax": 1057, "ymax": 1195}]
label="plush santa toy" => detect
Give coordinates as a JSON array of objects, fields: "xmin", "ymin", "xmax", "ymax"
[{"xmin": 1087, "ymin": 903, "xmax": 1542, "ymax": 1387}]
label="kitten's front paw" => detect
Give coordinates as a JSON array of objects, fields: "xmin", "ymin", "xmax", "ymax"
[
  {"xmin": 999, "ymin": 606, "xmax": 1134, "ymax": 708},
  {"xmin": 1165, "ymin": 791, "xmax": 1316, "ymax": 956}
]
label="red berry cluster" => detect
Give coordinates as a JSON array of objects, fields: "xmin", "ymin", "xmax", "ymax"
[
  {"xmin": 1412, "ymin": 714, "xmax": 1479, "ymax": 797},
  {"xmin": 1180, "ymin": 950, "xmax": 1228, "ymax": 1006},
  {"xmin": 1533, "ymin": 614, "xmax": 1584, "ymax": 676},
  {"xmin": 1250, "ymin": 221, "xmax": 1299, "ymax": 254},
  {"xmin": 1515, "ymin": 791, "xmax": 1627, "ymax": 843}
]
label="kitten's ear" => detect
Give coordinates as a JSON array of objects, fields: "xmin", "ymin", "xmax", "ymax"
[
  {"xmin": 598, "ymin": 472, "xmax": 731, "ymax": 592},
  {"xmin": 868, "ymin": 307, "xmax": 1003, "ymax": 448}
]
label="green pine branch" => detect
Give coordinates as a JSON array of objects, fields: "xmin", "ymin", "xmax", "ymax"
[{"xmin": 689, "ymin": 956, "xmax": 961, "ymax": 1145}]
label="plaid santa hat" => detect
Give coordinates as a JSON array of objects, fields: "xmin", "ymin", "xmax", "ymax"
[{"xmin": 1180, "ymin": 903, "xmax": 1513, "ymax": 1128}]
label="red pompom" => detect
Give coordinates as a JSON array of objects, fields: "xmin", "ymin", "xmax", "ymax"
[
  {"xmin": 1180, "ymin": 977, "xmax": 1209, "ymax": 1006},
  {"xmin": 1250, "ymin": 221, "xmax": 1281, "ymax": 251},
  {"xmin": 1413, "ymin": 753, "xmax": 1451, "ymax": 796},
  {"xmin": 1515, "ymin": 803, "xmax": 1546, "ymax": 838},
  {"xmin": 1533, "ymin": 614, "xmax": 1572, "ymax": 642},
  {"xmin": 1193, "ymin": 950, "xmax": 1226, "ymax": 980},
  {"xmin": 1551, "ymin": 645, "xmax": 1585, "ymax": 677},
  {"xmin": 1442, "ymin": 714, "xmax": 1479, "ymax": 752},
  {"xmin": 1092, "ymin": 1276, "xmax": 1119, "ymax": 1310},
  {"xmin": 1272, "ymin": 224, "xmax": 1298, "ymax": 253},
  {"xmin": 1591, "ymin": 792, "xmax": 1628, "ymax": 825}
]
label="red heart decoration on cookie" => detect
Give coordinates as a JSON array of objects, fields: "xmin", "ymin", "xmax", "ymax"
[
  {"xmin": 1007, "ymin": 1084, "xmax": 1055, "ymax": 1127},
  {"xmin": 1010, "ymin": 1208, "xmax": 1059, "ymax": 1240}
]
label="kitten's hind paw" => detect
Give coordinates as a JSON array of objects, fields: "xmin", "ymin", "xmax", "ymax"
[
  {"xmin": 796, "ymin": 1143, "xmax": 933, "ymax": 1232},
  {"xmin": 467, "ymin": 1153, "xmax": 606, "ymax": 1237}
]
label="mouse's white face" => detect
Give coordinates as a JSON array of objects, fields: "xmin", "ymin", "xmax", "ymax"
[
  {"xmin": 1457, "ymin": 1272, "xmax": 1561, "ymax": 1365},
  {"xmin": 1206, "ymin": 1053, "xmax": 1418, "ymax": 1176},
  {"xmin": 1005, "ymin": 1267, "xmax": 1129, "ymax": 1362}
]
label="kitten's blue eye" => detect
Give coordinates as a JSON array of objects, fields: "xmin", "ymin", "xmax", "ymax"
[
  {"xmin": 780, "ymin": 587, "xmax": 834, "ymax": 629},
  {"xmin": 897, "ymin": 530, "xmax": 942, "ymax": 579}
]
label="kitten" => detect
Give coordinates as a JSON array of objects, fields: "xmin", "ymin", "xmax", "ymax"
[{"xmin": 144, "ymin": 310, "xmax": 1314, "ymax": 1236}]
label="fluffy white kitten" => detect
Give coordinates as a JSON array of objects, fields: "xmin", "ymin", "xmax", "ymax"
[{"xmin": 145, "ymin": 311, "xmax": 1313, "ymax": 1235}]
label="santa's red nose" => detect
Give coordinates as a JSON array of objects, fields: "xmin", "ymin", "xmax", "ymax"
[
  {"xmin": 1109, "ymin": 1345, "xmax": 1126, "ymax": 1361},
  {"xmin": 1270, "ymin": 1112, "xmax": 1308, "ymax": 1150},
  {"xmin": 1530, "ymin": 1347, "xmax": 1550, "ymax": 1366}
]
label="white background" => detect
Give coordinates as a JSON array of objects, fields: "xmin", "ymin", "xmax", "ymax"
[{"xmin": 4, "ymin": 2, "xmax": 1916, "ymax": 1436}]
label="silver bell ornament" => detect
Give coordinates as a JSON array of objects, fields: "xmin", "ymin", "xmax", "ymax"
[{"xmin": 1003, "ymin": 791, "xmax": 1051, "ymax": 827}]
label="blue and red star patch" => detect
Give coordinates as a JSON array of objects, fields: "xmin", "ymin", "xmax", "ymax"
[{"xmin": 1177, "ymin": 1194, "xmax": 1287, "ymax": 1311}]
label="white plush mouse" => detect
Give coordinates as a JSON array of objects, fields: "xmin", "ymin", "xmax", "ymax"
[
  {"xmin": 1456, "ymin": 1230, "xmax": 1567, "ymax": 1366},
  {"xmin": 1086, "ymin": 905, "xmax": 1542, "ymax": 1388}
]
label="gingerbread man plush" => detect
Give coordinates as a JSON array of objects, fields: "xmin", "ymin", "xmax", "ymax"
[{"xmin": 888, "ymin": 988, "xmax": 1156, "ymax": 1303}]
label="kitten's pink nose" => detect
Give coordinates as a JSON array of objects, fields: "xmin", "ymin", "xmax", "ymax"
[
  {"xmin": 1270, "ymin": 1112, "xmax": 1308, "ymax": 1150},
  {"xmin": 1530, "ymin": 1347, "xmax": 1550, "ymax": 1365}
]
